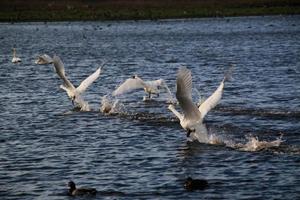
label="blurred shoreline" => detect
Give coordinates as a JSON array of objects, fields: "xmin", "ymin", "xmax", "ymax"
[{"xmin": 0, "ymin": 0, "xmax": 299, "ymax": 22}]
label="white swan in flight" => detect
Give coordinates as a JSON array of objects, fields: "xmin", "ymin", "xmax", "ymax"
[
  {"xmin": 112, "ymin": 75, "xmax": 174, "ymax": 102},
  {"xmin": 35, "ymin": 54, "xmax": 53, "ymax": 64},
  {"xmin": 52, "ymin": 55, "xmax": 102, "ymax": 111},
  {"xmin": 12, "ymin": 48, "xmax": 21, "ymax": 63},
  {"xmin": 168, "ymin": 67, "xmax": 230, "ymax": 143}
]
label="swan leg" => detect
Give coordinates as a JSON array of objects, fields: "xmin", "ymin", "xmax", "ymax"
[
  {"xmin": 71, "ymin": 95, "xmax": 77, "ymax": 106},
  {"xmin": 186, "ymin": 128, "xmax": 196, "ymax": 138},
  {"xmin": 187, "ymin": 129, "xmax": 192, "ymax": 137}
]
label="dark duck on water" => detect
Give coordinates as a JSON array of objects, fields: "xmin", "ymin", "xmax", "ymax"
[
  {"xmin": 184, "ymin": 177, "xmax": 208, "ymax": 191},
  {"xmin": 68, "ymin": 181, "xmax": 97, "ymax": 196}
]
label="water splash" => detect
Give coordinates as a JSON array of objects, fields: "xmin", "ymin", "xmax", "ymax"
[
  {"xmin": 237, "ymin": 135, "xmax": 283, "ymax": 152},
  {"xmin": 208, "ymin": 133, "xmax": 225, "ymax": 145},
  {"xmin": 98, "ymin": 97, "xmax": 286, "ymax": 153},
  {"xmin": 189, "ymin": 126, "xmax": 284, "ymax": 152},
  {"xmin": 207, "ymin": 132, "xmax": 283, "ymax": 152},
  {"xmin": 100, "ymin": 95, "xmax": 125, "ymax": 114}
]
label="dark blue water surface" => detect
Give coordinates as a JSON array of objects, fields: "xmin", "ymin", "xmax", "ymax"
[{"xmin": 0, "ymin": 15, "xmax": 300, "ymax": 199}]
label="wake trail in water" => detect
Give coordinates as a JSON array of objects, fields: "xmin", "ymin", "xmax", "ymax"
[
  {"xmin": 99, "ymin": 96, "xmax": 178, "ymax": 123},
  {"xmin": 216, "ymin": 105, "xmax": 300, "ymax": 120},
  {"xmin": 60, "ymin": 97, "xmax": 298, "ymax": 153}
]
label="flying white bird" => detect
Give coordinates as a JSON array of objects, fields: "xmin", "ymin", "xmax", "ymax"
[
  {"xmin": 12, "ymin": 48, "xmax": 21, "ymax": 63},
  {"xmin": 168, "ymin": 67, "xmax": 230, "ymax": 143},
  {"xmin": 52, "ymin": 55, "xmax": 102, "ymax": 111},
  {"xmin": 35, "ymin": 54, "xmax": 53, "ymax": 65},
  {"xmin": 112, "ymin": 75, "xmax": 174, "ymax": 102}
]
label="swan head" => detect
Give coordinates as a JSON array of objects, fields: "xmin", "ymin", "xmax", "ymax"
[
  {"xmin": 168, "ymin": 104, "xmax": 175, "ymax": 110},
  {"xmin": 68, "ymin": 181, "xmax": 76, "ymax": 194},
  {"xmin": 184, "ymin": 177, "xmax": 193, "ymax": 190},
  {"xmin": 132, "ymin": 75, "xmax": 138, "ymax": 79},
  {"xmin": 68, "ymin": 181, "xmax": 76, "ymax": 190}
]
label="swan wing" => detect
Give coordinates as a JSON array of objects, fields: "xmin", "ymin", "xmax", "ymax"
[
  {"xmin": 112, "ymin": 77, "xmax": 145, "ymax": 96},
  {"xmin": 176, "ymin": 67, "xmax": 201, "ymax": 121},
  {"xmin": 35, "ymin": 54, "xmax": 53, "ymax": 64},
  {"xmin": 52, "ymin": 55, "xmax": 75, "ymax": 90},
  {"xmin": 198, "ymin": 64, "xmax": 233, "ymax": 119},
  {"xmin": 76, "ymin": 67, "xmax": 101, "ymax": 94},
  {"xmin": 198, "ymin": 79, "xmax": 224, "ymax": 119}
]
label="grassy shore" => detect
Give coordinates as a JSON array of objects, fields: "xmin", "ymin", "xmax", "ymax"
[{"xmin": 0, "ymin": 0, "xmax": 299, "ymax": 22}]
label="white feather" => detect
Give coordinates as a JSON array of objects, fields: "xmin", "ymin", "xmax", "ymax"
[
  {"xmin": 112, "ymin": 76, "xmax": 145, "ymax": 96},
  {"xmin": 35, "ymin": 54, "xmax": 53, "ymax": 65},
  {"xmin": 112, "ymin": 75, "xmax": 174, "ymax": 102},
  {"xmin": 77, "ymin": 67, "xmax": 101, "ymax": 94},
  {"xmin": 53, "ymin": 55, "xmax": 76, "ymax": 96},
  {"xmin": 52, "ymin": 55, "xmax": 101, "ymax": 111},
  {"xmin": 199, "ymin": 79, "xmax": 224, "ymax": 119},
  {"xmin": 168, "ymin": 66, "xmax": 228, "ymax": 143},
  {"xmin": 176, "ymin": 67, "xmax": 201, "ymax": 122}
]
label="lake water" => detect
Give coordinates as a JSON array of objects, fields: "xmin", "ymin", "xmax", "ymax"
[{"xmin": 0, "ymin": 15, "xmax": 299, "ymax": 199}]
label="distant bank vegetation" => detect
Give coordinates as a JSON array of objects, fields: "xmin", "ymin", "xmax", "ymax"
[{"xmin": 0, "ymin": 0, "xmax": 299, "ymax": 22}]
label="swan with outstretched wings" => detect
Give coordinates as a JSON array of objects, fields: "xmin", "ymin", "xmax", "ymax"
[
  {"xmin": 52, "ymin": 55, "xmax": 102, "ymax": 111},
  {"xmin": 168, "ymin": 66, "xmax": 231, "ymax": 142},
  {"xmin": 112, "ymin": 75, "xmax": 174, "ymax": 102}
]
